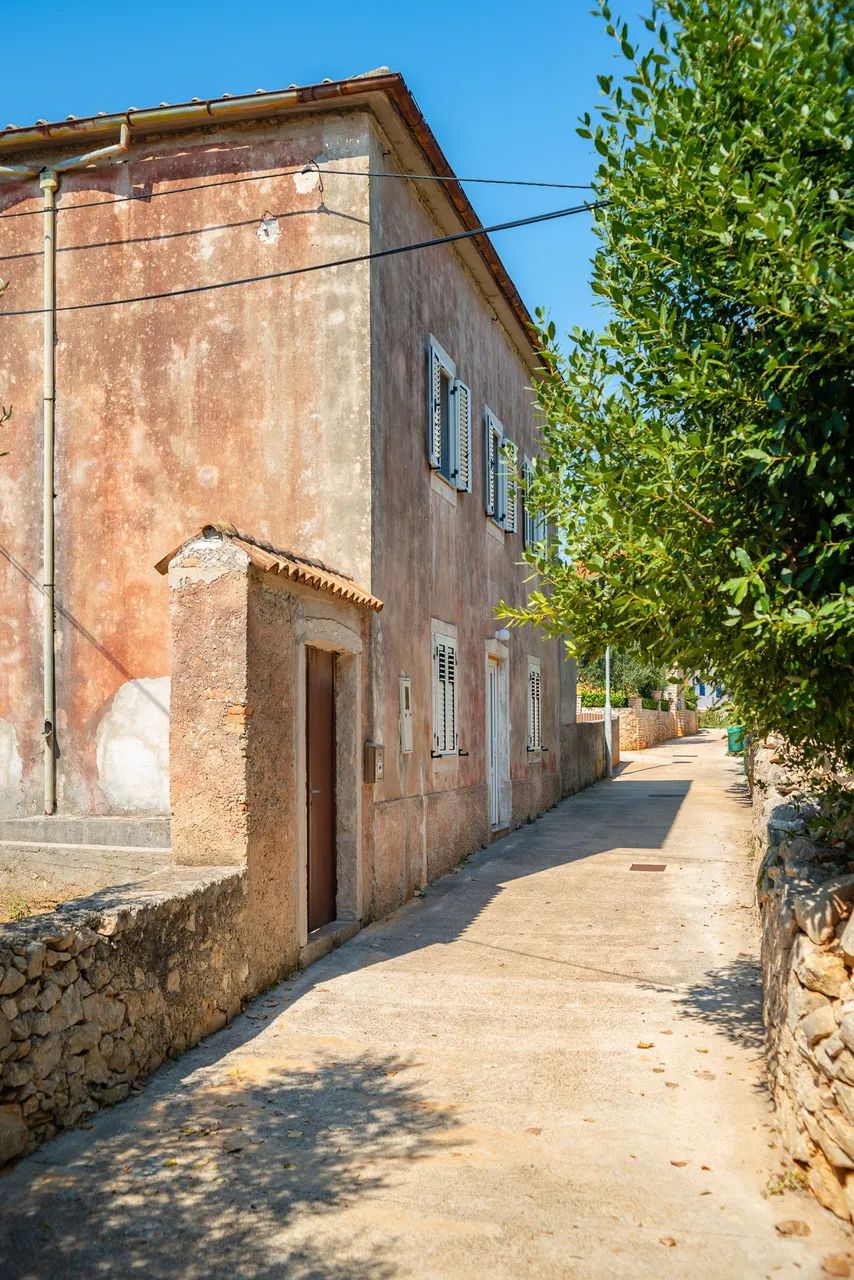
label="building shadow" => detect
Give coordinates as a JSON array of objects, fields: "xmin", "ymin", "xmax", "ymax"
[{"xmin": 0, "ymin": 761, "xmax": 711, "ymax": 1276}]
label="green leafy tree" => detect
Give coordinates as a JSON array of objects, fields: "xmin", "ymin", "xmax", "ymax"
[
  {"xmin": 576, "ymin": 647, "xmax": 668, "ymax": 698},
  {"xmin": 505, "ymin": 0, "xmax": 854, "ymax": 764}
]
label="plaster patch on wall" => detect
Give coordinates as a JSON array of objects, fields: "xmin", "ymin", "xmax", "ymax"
[
  {"xmin": 256, "ymin": 214, "xmax": 281, "ymax": 245},
  {"xmin": 197, "ymin": 465, "xmax": 219, "ymax": 488},
  {"xmin": 0, "ymin": 719, "xmax": 23, "ymax": 815},
  {"xmin": 293, "ymin": 168, "xmax": 320, "ymax": 195},
  {"xmin": 96, "ymin": 678, "xmax": 170, "ymax": 814}
]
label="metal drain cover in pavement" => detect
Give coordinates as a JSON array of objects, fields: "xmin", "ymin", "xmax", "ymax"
[{"xmin": 631, "ymin": 863, "xmax": 666, "ymax": 872}]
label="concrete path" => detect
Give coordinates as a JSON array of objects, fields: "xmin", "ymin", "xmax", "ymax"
[{"xmin": 1, "ymin": 730, "xmax": 851, "ymax": 1278}]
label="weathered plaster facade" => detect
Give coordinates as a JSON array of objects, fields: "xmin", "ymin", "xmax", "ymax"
[
  {"xmin": 0, "ymin": 73, "xmax": 590, "ymax": 930},
  {"xmin": 1, "ymin": 110, "xmax": 373, "ymax": 816}
]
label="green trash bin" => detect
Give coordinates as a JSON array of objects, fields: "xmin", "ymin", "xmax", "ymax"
[{"xmin": 726, "ymin": 726, "xmax": 746, "ymax": 755}]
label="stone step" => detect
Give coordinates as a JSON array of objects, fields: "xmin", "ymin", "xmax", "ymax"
[{"xmin": 0, "ymin": 815, "xmax": 171, "ymax": 849}]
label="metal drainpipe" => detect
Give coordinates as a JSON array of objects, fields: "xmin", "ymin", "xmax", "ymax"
[
  {"xmin": 40, "ymin": 169, "xmax": 58, "ymax": 812},
  {"xmin": 0, "ymin": 124, "xmax": 129, "ymax": 813}
]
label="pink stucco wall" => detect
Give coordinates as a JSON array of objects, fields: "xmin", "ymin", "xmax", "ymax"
[
  {"xmin": 0, "ymin": 113, "xmax": 373, "ymax": 816},
  {"xmin": 367, "ymin": 121, "xmax": 565, "ymax": 889}
]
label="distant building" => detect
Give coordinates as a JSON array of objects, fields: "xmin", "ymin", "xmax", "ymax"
[{"xmin": 691, "ymin": 676, "xmax": 728, "ymax": 711}]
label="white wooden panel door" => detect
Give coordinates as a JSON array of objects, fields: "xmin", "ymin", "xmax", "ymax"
[{"xmin": 488, "ymin": 659, "xmax": 500, "ymax": 829}]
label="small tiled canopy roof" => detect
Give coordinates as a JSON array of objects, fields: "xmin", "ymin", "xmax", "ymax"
[{"xmin": 155, "ymin": 523, "xmax": 383, "ymax": 613}]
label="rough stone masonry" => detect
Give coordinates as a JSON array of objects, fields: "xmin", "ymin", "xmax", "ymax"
[
  {"xmin": 757, "ymin": 743, "xmax": 854, "ymax": 1221},
  {"xmin": 0, "ymin": 865, "xmax": 254, "ymax": 1166}
]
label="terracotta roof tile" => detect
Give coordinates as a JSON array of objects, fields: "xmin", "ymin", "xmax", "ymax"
[{"xmin": 155, "ymin": 522, "xmax": 383, "ymax": 612}]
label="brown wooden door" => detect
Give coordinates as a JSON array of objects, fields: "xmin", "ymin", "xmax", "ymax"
[{"xmin": 306, "ymin": 647, "xmax": 336, "ymax": 932}]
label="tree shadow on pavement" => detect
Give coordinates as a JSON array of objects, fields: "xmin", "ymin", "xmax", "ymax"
[
  {"xmin": 0, "ymin": 1049, "xmax": 458, "ymax": 1280},
  {"xmin": 655, "ymin": 957, "xmax": 766, "ymax": 1051}
]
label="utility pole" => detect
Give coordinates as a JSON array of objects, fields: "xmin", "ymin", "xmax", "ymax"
[{"xmin": 604, "ymin": 645, "xmax": 612, "ymax": 779}]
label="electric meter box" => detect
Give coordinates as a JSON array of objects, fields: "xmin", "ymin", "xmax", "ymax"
[{"xmin": 364, "ymin": 741, "xmax": 385, "ymax": 783}]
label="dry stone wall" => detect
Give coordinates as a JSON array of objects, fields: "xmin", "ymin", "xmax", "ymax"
[
  {"xmin": 0, "ymin": 865, "xmax": 259, "ymax": 1168},
  {"xmin": 617, "ymin": 708, "xmax": 699, "ymax": 752},
  {"xmin": 756, "ymin": 744, "xmax": 854, "ymax": 1221}
]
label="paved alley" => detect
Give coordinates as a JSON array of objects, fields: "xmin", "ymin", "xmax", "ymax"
[{"xmin": 1, "ymin": 730, "xmax": 850, "ymax": 1278}]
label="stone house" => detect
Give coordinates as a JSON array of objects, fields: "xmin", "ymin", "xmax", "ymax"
[{"xmin": 0, "ymin": 70, "xmax": 602, "ymax": 952}]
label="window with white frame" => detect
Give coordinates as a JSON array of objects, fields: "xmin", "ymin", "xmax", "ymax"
[
  {"xmin": 484, "ymin": 409, "xmax": 517, "ymax": 532},
  {"xmin": 527, "ymin": 656, "xmax": 542, "ymax": 752},
  {"xmin": 433, "ymin": 633, "xmax": 458, "ymax": 756},
  {"xmin": 523, "ymin": 457, "xmax": 548, "ymax": 549},
  {"xmin": 428, "ymin": 337, "xmax": 471, "ymax": 491}
]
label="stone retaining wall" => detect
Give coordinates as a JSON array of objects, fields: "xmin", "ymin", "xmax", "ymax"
[
  {"xmin": 559, "ymin": 720, "xmax": 620, "ymax": 797},
  {"xmin": 0, "ymin": 864, "xmax": 284, "ymax": 1168},
  {"xmin": 755, "ymin": 744, "xmax": 854, "ymax": 1221},
  {"xmin": 616, "ymin": 708, "xmax": 699, "ymax": 752}
]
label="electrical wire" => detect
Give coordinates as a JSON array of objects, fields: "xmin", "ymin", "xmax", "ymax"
[
  {"xmin": 0, "ymin": 200, "xmax": 604, "ymax": 318},
  {"xmin": 0, "ymin": 165, "xmax": 596, "ymax": 220}
]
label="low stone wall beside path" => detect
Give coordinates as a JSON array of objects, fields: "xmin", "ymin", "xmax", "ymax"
[
  {"xmin": 755, "ymin": 743, "xmax": 854, "ymax": 1221},
  {"xmin": 617, "ymin": 708, "xmax": 699, "ymax": 752},
  {"xmin": 0, "ymin": 865, "xmax": 270, "ymax": 1169}
]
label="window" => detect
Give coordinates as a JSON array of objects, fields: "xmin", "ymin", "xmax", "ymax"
[
  {"xmin": 527, "ymin": 657, "xmax": 542, "ymax": 752},
  {"xmin": 485, "ymin": 409, "xmax": 517, "ymax": 532},
  {"xmin": 428, "ymin": 337, "xmax": 471, "ymax": 492},
  {"xmin": 433, "ymin": 634, "xmax": 458, "ymax": 756},
  {"xmin": 522, "ymin": 458, "xmax": 548, "ymax": 548}
]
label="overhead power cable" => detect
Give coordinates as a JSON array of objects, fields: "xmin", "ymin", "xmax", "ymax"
[
  {"xmin": 0, "ymin": 166, "xmax": 596, "ymax": 220},
  {"xmin": 0, "ymin": 200, "xmax": 605, "ymax": 319}
]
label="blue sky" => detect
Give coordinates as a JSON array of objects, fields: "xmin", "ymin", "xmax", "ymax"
[{"xmin": 2, "ymin": 0, "xmax": 619, "ymax": 338}]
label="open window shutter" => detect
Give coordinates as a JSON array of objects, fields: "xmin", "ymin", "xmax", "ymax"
[
  {"xmin": 504, "ymin": 439, "xmax": 518, "ymax": 532},
  {"xmin": 428, "ymin": 344, "xmax": 442, "ymax": 469},
  {"xmin": 528, "ymin": 666, "xmax": 536, "ymax": 749},
  {"xmin": 528, "ymin": 660, "xmax": 542, "ymax": 749},
  {"xmin": 434, "ymin": 636, "xmax": 457, "ymax": 755},
  {"xmin": 484, "ymin": 414, "xmax": 497, "ymax": 516},
  {"xmin": 455, "ymin": 380, "xmax": 472, "ymax": 492},
  {"xmin": 445, "ymin": 639, "xmax": 457, "ymax": 751},
  {"xmin": 434, "ymin": 640, "xmax": 445, "ymax": 752},
  {"xmin": 523, "ymin": 460, "xmax": 534, "ymax": 547}
]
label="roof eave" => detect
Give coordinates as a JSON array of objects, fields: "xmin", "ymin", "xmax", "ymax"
[{"xmin": 0, "ymin": 73, "xmax": 539, "ymax": 364}]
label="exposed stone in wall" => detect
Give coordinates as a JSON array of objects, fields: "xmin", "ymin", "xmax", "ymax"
[
  {"xmin": 755, "ymin": 744, "xmax": 854, "ymax": 1220},
  {"xmin": 617, "ymin": 709, "xmax": 699, "ymax": 752},
  {"xmin": 0, "ymin": 864, "xmax": 268, "ymax": 1168}
]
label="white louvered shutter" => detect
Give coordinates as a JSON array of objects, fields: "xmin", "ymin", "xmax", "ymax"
[
  {"xmin": 528, "ymin": 658, "xmax": 542, "ymax": 750},
  {"xmin": 485, "ymin": 411, "xmax": 500, "ymax": 516},
  {"xmin": 483, "ymin": 409, "xmax": 496, "ymax": 509},
  {"xmin": 455, "ymin": 379, "xmax": 472, "ymax": 492},
  {"xmin": 428, "ymin": 343, "xmax": 442, "ymax": 469},
  {"xmin": 434, "ymin": 635, "xmax": 458, "ymax": 755},
  {"xmin": 504, "ymin": 439, "xmax": 518, "ymax": 533}
]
